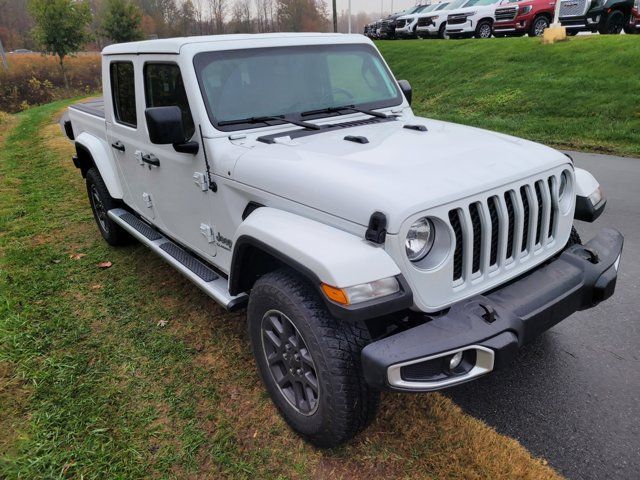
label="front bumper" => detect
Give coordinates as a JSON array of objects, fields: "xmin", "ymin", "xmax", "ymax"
[
  {"xmin": 396, "ymin": 25, "xmax": 417, "ymax": 37},
  {"xmin": 447, "ymin": 20, "xmax": 475, "ymax": 34},
  {"xmin": 362, "ymin": 228, "xmax": 623, "ymax": 392},
  {"xmin": 493, "ymin": 20, "xmax": 528, "ymax": 32},
  {"xmin": 416, "ymin": 24, "xmax": 439, "ymax": 36},
  {"xmin": 560, "ymin": 12, "xmax": 602, "ymax": 30}
]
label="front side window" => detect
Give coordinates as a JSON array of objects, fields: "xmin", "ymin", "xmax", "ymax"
[
  {"xmin": 110, "ymin": 61, "xmax": 137, "ymax": 127},
  {"xmin": 194, "ymin": 44, "xmax": 403, "ymax": 131},
  {"xmin": 144, "ymin": 63, "xmax": 195, "ymax": 139}
]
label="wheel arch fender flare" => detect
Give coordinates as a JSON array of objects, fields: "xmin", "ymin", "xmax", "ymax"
[
  {"xmin": 75, "ymin": 132, "xmax": 124, "ymax": 199},
  {"xmin": 228, "ymin": 208, "xmax": 402, "ymax": 296}
]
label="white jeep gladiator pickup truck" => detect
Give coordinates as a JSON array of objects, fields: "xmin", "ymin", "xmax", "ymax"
[{"xmin": 62, "ymin": 33, "xmax": 623, "ymax": 447}]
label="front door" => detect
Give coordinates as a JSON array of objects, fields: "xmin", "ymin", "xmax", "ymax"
[{"xmin": 138, "ymin": 59, "xmax": 216, "ymax": 258}]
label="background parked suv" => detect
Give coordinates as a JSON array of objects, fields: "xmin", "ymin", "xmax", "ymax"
[
  {"xmin": 624, "ymin": 0, "xmax": 640, "ymax": 32},
  {"xmin": 395, "ymin": 3, "xmax": 440, "ymax": 38},
  {"xmin": 446, "ymin": 0, "xmax": 504, "ymax": 38},
  {"xmin": 416, "ymin": 0, "xmax": 469, "ymax": 38},
  {"xmin": 379, "ymin": 4, "xmax": 430, "ymax": 39},
  {"xmin": 493, "ymin": 0, "xmax": 556, "ymax": 36},
  {"xmin": 559, "ymin": 0, "xmax": 634, "ymax": 34}
]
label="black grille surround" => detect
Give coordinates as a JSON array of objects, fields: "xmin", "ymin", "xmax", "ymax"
[
  {"xmin": 495, "ymin": 7, "xmax": 518, "ymax": 21},
  {"xmin": 448, "ymin": 14, "xmax": 470, "ymax": 25},
  {"xmin": 417, "ymin": 17, "xmax": 435, "ymax": 27}
]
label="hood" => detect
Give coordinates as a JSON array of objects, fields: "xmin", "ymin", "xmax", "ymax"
[
  {"xmin": 232, "ymin": 118, "xmax": 569, "ymax": 234},
  {"xmin": 450, "ymin": 4, "xmax": 498, "ymax": 14}
]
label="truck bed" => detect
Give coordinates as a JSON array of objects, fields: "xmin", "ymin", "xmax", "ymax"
[
  {"xmin": 69, "ymin": 98, "xmax": 105, "ymax": 119},
  {"xmin": 64, "ymin": 97, "xmax": 107, "ymax": 143}
]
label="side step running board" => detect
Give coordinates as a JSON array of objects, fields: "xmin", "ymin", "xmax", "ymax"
[{"xmin": 108, "ymin": 208, "xmax": 247, "ymax": 311}]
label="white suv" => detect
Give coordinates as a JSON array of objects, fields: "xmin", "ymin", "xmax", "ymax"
[
  {"xmin": 446, "ymin": 0, "xmax": 505, "ymax": 38},
  {"xmin": 416, "ymin": 0, "xmax": 469, "ymax": 38},
  {"xmin": 396, "ymin": 3, "xmax": 443, "ymax": 38}
]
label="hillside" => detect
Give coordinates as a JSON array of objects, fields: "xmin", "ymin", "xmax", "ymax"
[{"xmin": 378, "ymin": 36, "xmax": 640, "ymax": 157}]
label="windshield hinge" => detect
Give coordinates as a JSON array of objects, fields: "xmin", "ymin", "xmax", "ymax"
[{"xmin": 193, "ymin": 172, "xmax": 208, "ymax": 192}]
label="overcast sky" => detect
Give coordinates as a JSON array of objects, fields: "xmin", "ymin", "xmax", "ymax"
[{"xmin": 335, "ymin": 0, "xmax": 423, "ymax": 16}]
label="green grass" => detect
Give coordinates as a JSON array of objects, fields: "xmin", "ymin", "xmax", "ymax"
[
  {"xmin": 0, "ymin": 103, "xmax": 564, "ymax": 479},
  {"xmin": 377, "ymin": 35, "xmax": 640, "ymax": 157}
]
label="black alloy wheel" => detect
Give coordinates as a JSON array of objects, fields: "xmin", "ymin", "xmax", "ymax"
[{"xmin": 260, "ymin": 309, "xmax": 320, "ymax": 415}]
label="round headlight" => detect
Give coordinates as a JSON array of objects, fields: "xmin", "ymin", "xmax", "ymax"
[
  {"xmin": 405, "ymin": 218, "xmax": 435, "ymax": 262},
  {"xmin": 559, "ymin": 171, "xmax": 569, "ymax": 200}
]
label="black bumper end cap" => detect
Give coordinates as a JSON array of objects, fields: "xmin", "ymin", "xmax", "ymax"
[{"xmin": 575, "ymin": 195, "xmax": 606, "ymax": 222}]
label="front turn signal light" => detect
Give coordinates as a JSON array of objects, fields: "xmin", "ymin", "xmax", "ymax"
[{"xmin": 321, "ymin": 277, "xmax": 400, "ymax": 306}]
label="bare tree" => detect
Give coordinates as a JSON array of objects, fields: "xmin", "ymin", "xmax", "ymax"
[
  {"xmin": 255, "ymin": 0, "xmax": 274, "ymax": 32},
  {"xmin": 208, "ymin": 0, "xmax": 227, "ymax": 34}
]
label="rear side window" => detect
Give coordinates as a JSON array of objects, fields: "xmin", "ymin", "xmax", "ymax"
[
  {"xmin": 144, "ymin": 63, "xmax": 195, "ymax": 140},
  {"xmin": 110, "ymin": 62, "xmax": 137, "ymax": 127}
]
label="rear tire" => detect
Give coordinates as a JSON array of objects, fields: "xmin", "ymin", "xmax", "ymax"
[
  {"xmin": 86, "ymin": 168, "xmax": 131, "ymax": 246},
  {"xmin": 248, "ymin": 268, "xmax": 379, "ymax": 448},
  {"xmin": 598, "ymin": 10, "xmax": 625, "ymax": 34}
]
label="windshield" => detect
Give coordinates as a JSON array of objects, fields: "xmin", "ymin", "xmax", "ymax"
[
  {"xmin": 462, "ymin": 0, "xmax": 501, "ymax": 6},
  {"xmin": 441, "ymin": 0, "xmax": 469, "ymax": 10},
  {"xmin": 420, "ymin": 4, "xmax": 440, "ymax": 13},
  {"xmin": 436, "ymin": 3, "xmax": 451, "ymax": 10},
  {"xmin": 194, "ymin": 44, "xmax": 403, "ymax": 131}
]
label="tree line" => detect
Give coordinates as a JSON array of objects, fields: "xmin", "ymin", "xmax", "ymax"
[
  {"xmin": 0, "ymin": 0, "xmax": 377, "ymax": 88},
  {"xmin": 0, "ymin": 0, "xmax": 363, "ymax": 51}
]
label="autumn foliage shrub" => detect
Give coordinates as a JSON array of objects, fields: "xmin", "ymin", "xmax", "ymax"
[{"xmin": 0, "ymin": 53, "xmax": 101, "ymax": 113}]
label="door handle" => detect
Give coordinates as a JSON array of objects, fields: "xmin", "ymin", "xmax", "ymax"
[
  {"xmin": 111, "ymin": 141, "xmax": 126, "ymax": 152},
  {"xmin": 141, "ymin": 153, "xmax": 160, "ymax": 167}
]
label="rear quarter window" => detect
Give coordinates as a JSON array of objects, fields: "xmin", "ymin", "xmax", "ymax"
[{"xmin": 110, "ymin": 62, "xmax": 137, "ymax": 128}]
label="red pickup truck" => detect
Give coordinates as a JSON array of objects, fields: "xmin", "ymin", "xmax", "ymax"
[
  {"xmin": 626, "ymin": 0, "xmax": 640, "ymax": 33},
  {"xmin": 493, "ymin": 0, "xmax": 556, "ymax": 37}
]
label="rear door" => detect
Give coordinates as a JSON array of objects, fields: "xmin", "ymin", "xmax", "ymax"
[
  {"xmin": 105, "ymin": 58, "xmax": 157, "ymax": 219},
  {"xmin": 138, "ymin": 58, "xmax": 216, "ymax": 258}
]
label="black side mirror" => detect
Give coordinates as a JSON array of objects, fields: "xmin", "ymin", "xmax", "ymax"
[
  {"xmin": 145, "ymin": 106, "xmax": 200, "ymax": 154},
  {"xmin": 145, "ymin": 106, "xmax": 186, "ymax": 145},
  {"xmin": 397, "ymin": 79, "xmax": 412, "ymax": 105}
]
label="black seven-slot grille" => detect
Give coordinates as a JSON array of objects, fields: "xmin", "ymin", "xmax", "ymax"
[
  {"xmin": 448, "ymin": 176, "xmax": 558, "ymax": 283},
  {"xmin": 495, "ymin": 7, "xmax": 518, "ymax": 21},
  {"xmin": 417, "ymin": 17, "xmax": 434, "ymax": 27},
  {"xmin": 395, "ymin": 19, "xmax": 407, "ymax": 28}
]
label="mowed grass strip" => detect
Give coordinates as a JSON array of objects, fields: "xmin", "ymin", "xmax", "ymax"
[
  {"xmin": 378, "ymin": 35, "xmax": 640, "ymax": 158},
  {"xmin": 0, "ymin": 102, "xmax": 561, "ymax": 479}
]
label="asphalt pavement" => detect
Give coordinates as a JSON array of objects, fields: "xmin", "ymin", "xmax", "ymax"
[{"xmin": 446, "ymin": 151, "xmax": 639, "ymax": 480}]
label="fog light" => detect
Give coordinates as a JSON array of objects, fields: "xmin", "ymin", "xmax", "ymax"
[{"xmin": 449, "ymin": 351, "xmax": 464, "ymax": 371}]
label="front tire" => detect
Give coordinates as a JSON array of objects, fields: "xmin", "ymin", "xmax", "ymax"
[
  {"xmin": 598, "ymin": 10, "xmax": 625, "ymax": 34},
  {"xmin": 475, "ymin": 20, "xmax": 493, "ymax": 38},
  {"xmin": 529, "ymin": 15, "xmax": 550, "ymax": 37},
  {"xmin": 248, "ymin": 268, "xmax": 379, "ymax": 448},
  {"xmin": 86, "ymin": 168, "xmax": 131, "ymax": 246},
  {"xmin": 438, "ymin": 23, "xmax": 449, "ymax": 39}
]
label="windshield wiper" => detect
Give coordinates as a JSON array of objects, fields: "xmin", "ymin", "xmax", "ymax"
[
  {"xmin": 300, "ymin": 105, "xmax": 390, "ymax": 119},
  {"xmin": 218, "ymin": 115, "xmax": 321, "ymax": 130}
]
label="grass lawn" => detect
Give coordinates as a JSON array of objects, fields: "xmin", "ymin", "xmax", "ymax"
[
  {"xmin": 378, "ymin": 35, "xmax": 640, "ymax": 158},
  {"xmin": 0, "ymin": 102, "xmax": 563, "ymax": 478}
]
